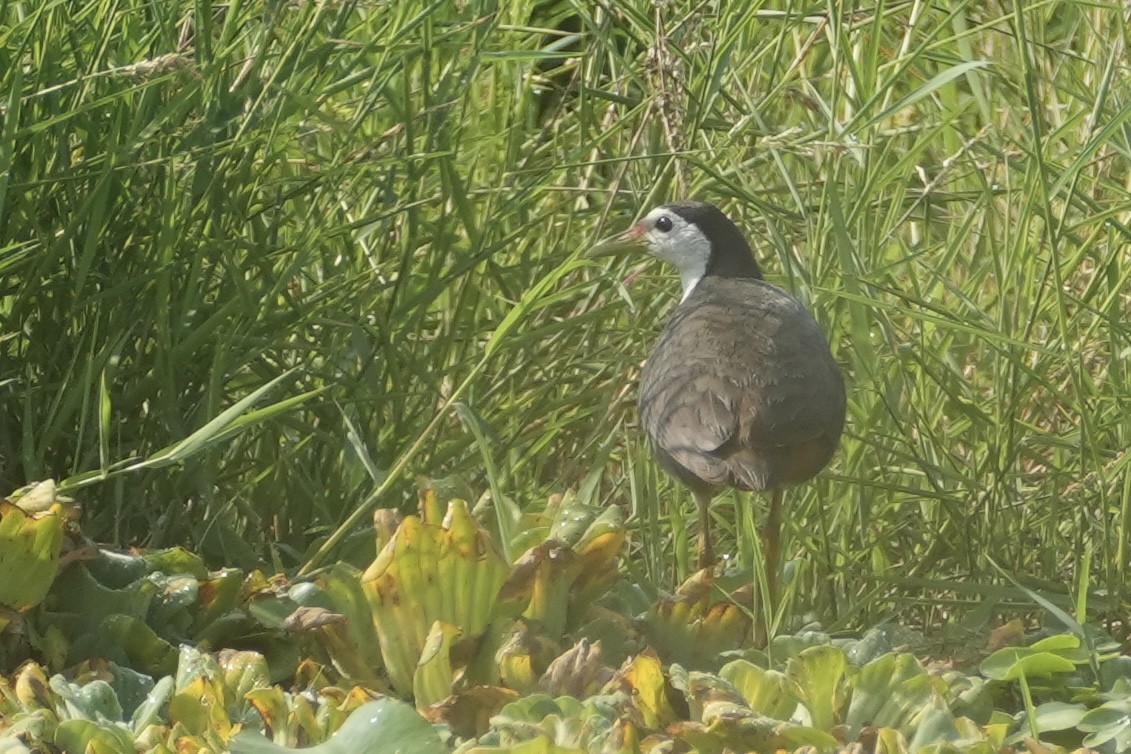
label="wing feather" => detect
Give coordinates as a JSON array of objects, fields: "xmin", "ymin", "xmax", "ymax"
[{"xmin": 638, "ymin": 277, "xmax": 845, "ymax": 493}]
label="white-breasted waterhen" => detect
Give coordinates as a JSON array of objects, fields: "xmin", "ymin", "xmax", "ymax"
[{"xmin": 590, "ymin": 200, "xmax": 845, "ymax": 625}]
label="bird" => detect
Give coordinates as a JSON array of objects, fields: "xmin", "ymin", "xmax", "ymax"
[{"xmin": 589, "ymin": 200, "xmax": 846, "ymax": 625}]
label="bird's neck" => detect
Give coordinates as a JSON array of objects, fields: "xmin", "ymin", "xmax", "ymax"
[
  {"xmin": 680, "ymin": 256, "xmax": 764, "ymax": 302},
  {"xmin": 679, "ymin": 268, "xmax": 705, "ymax": 302},
  {"xmin": 705, "ymin": 247, "xmax": 763, "ymax": 281}
]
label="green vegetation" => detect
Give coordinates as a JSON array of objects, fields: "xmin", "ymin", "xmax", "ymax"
[
  {"xmin": 1, "ymin": 0, "xmax": 1129, "ymax": 750},
  {"xmin": 5, "ymin": 490, "xmax": 1131, "ymax": 753}
]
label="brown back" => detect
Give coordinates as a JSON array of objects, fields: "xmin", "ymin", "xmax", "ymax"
[{"xmin": 638, "ymin": 276, "xmax": 845, "ymax": 496}]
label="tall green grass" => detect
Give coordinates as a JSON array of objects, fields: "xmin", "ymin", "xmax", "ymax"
[{"xmin": 1, "ymin": 0, "xmax": 1128, "ymax": 629}]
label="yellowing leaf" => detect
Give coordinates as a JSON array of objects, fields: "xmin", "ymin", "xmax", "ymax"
[
  {"xmin": 608, "ymin": 650, "xmax": 675, "ymax": 729},
  {"xmin": 0, "ymin": 500, "xmax": 65, "ymax": 613},
  {"xmin": 413, "ymin": 620, "xmax": 463, "ymax": 708},
  {"xmin": 788, "ymin": 645, "xmax": 847, "ymax": 732},
  {"xmin": 361, "ymin": 500, "xmax": 508, "ymax": 697}
]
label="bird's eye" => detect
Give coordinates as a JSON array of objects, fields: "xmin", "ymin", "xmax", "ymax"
[{"xmin": 655, "ymin": 215, "xmax": 673, "ymax": 233}]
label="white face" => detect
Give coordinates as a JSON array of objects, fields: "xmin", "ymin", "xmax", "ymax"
[{"xmin": 637, "ymin": 206, "xmax": 711, "ymax": 300}]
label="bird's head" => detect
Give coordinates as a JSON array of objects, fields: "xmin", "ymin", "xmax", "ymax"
[{"xmin": 588, "ymin": 201, "xmax": 762, "ymax": 300}]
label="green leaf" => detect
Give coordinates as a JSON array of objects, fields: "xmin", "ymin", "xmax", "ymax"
[
  {"xmin": 1028, "ymin": 701, "xmax": 1088, "ymax": 734},
  {"xmin": 413, "ymin": 620, "xmax": 462, "ymax": 708},
  {"xmin": 1079, "ymin": 701, "xmax": 1131, "ymax": 749},
  {"xmin": 720, "ymin": 660, "xmax": 799, "ymax": 719},
  {"xmin": 846, "ymin": 653, "xmax": 939, "ymax": 736},
  {"xmin": 53, "ymin": 719, "xmax": 136, "ymax": 754},
  {"xmin": 362, "ymin": 500, "xmax": 509, "ymax": 697},
  {"xmin": 0, "ymin": 500, "xmax": 64, "ymax": 613},
  {"xmin": 980, "ymin": 648, "xmax": 1077, "ymax": 681},
  {"xmin": 1028, "ymin": 634, "xmax": 1082, "ymax": 654},
  {"xmin": 125, "ymin": 369, "xmax": 307, "ymax": 471},
  {"xmin": 230, "ymin": 698, "xmax": 446, "ymax": 754},
  {"xmin": 860, "ymin": 60, "xmax": 990, "ymax": 130},
  {"xmin": 907, "ymin": 703, "xmax": 962, "ymax": 751},
  {"xmin": 788, "ymin": 645, "xmax": 846, "ymax": 731}
]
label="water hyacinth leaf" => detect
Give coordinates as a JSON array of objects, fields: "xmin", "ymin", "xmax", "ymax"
[
  {"xmin": 414, "ymin": 620, "xmax": 463, "ymax": 708},
  {"xmin": 168, "ymin": 674, "xmax": 232, "ymax": 737},
  {"xmin": 315, "ymin": 564, "xmax": 386, "ymax": 678},
  {"xmin": 720, "ymin": 659, "xmax": 799, "ymax": 720},
  {"xmin": 441, "ymin": 499, "xmax": 508, "ymax": 633},
  {"xmin": 420, "ymin": 684, "xmax": 519, "ymax": 740},
  {"xmin": 607, "ymin": 650, "xmax": 676, "ymax": 729},
  {"xmin": 568, "ymin": 608, "xmax": 640, "ymax": 669},
  {"xmin": 362, "ymin": 500, "xmax": 508, "ymax": 697},
  {"xmin": 479, "ymin": 694, "xmax": 614, "ymax": 753},
  {"xmin": 461, "ymin": 617, "xmax": 512, "ymax": 688},
  {"xmin": 843, "ymin": 626, "xmax": 902, "ymax": 665},
  {"xmin": 94, "ymin": 662, "xmax": 154, "ymax": 726},
  {"xmin": 1027, "ymin": 634, "xmax": 1081, "ymax": 653},
  {"xmin": 48, "ymin": 675, "xmax": 122, "ymax": 722},
  {"xmin": 30, "ymin": 622, "xmax": 69, "ymax": 671},
  {"xmin": 569, "ymin": 506, "xmax": 625, "ymax": 604},
  {"xmin": 290, "ymin": 693, "xmax": 325, "ymax": 746},
  {"xmin": 1026, "ymin": 633, "xmax": 1091, "ymax": 664},
  {"xmin": 661, "ymin": 720, "xmax": 716, "ymax": 753},
  {"xmin": 148, "ymin": 574, "xmax": 199, "ymax": 633},
  {"xmin": 141, "ymin": 547, "xmax": 210, "ymax": 581},
  {"xmin": 495, "ymin": 544, "xmax": 562, "ymax": 620},
  {"xmin": 979, "ymin": 722, "xmax": 1011, "ymax": 751},
  {"xmin": 776, "ymin": 724, "xmax": 842, "ymax": 751},
  {"xmin": 771, "ymin": 629, "xmax": 835, "ymax": 661},
  {"xmin": 245, "ymin": 687, "xmax": 291, "ymax": 741},
  {"xmin": 1027, "ymin": 701, "xmax": 1088, "ymax": 734},
  {"xmin": 53, "ymin": 719, "xmax": 136, "ymax": 754},
  {"xmin": 1, "ymin": 709, "xmax": 52, "ymax": 749},
  {"xmin": 979, "ymin": 647, "xmax": 1077, "ymax": 681},
  {"xmin": 219, "ymin": 650, "xmax": 272, "ymax": 701},
  {"xmin": 579, "ymin": 504, "xmax": 624, "ymax": 551},
  {"xmin": 640, "ymin": 571, "xmax": 751, "ymax": 671},
  {"xmin": 537, "ymin": 639, "xmax": 611, "ymax": 699},
  {"xmin": 788, "ymin": 644, "xmax": 847, "ymax": 732},
  {"xmin": 545, "ymin": 491, "xmax": 595, "ymax": 548},
  {"xmin": 1079, "ymin": 698, "xmax": 1131, "ymax": 749},
  {"xmin": 47, "ymin": 565, "xmax": 155, "ymax": 637},
  {"xmin": 462, "ymin": 736, "xmax": 587, "ymax": 754},
  {"xmin": 128, "ymin": 675, "xmax": 173, "ymax": 733},
  {"xmin": 906, "ymin": 702, "xmax": 962, "ymax": 751},
  {"xmin": 1100, "ymin": 658, "xmax": 1131, "ymax": 692},
  {"xmin": 672, "ymin": 713, "xmax": 792, "ymax": 754},
  {"xmin": 231, "ymin": 697, "xmax": 446, "ymax": 754},
  {"xmin": 13, "ymin": 663, "xmax": 54, "ymax": 710},
  {"xmin": 946, "ymin": 671, "xmax": 995, "ymax": 724},
  {"xmin": 696, "ymin": 594, "xmax": 752, "ymax": 658},
  {"xmin": 0, "ymin": 500, "xmax": 65, "ymax": 614},
  {"xmin": 495, "ymin": 621, "xmax": 561, "ymax": 695},
  {"xmin": 874, "ymin": 726, "xmax": 910, "ymax": 754},
  {"xmin": 488, "ymin": 693, "xmax": 566, "ymax": 727},
  {"xmin": 195, "ymin": 568, "xmax": 249, "ymax": 623},
  {"xmin": 496, "ymin": 634, "xmax": 537, "ymax": 693},
  {"xmin": 80, "ymin": 614, "xmax": 178, "ymax": 675},
  {"xmin": 173, "ymin": 644, "xmax": 224, "ymax": 691},
  {"xmin": 845, "ymin": 653, "xmax": 941, "ymax": 736},
  {"xmin": 681, "ymin": 668, "xmax": 813, "ymax": 752},
  {"xmin": 520, "ymin": 542, "xmax": 582, "ymax": 636}
]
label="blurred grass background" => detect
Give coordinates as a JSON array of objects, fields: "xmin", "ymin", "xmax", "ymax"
[{"xmin": 1, "ymin": 0, "xmax": 1128, "ymax": 631}]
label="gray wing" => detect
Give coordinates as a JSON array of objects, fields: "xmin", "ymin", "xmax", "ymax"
[{"xmin": 638, "ymin": 278, "xmax": 845, "ymax": 493}]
